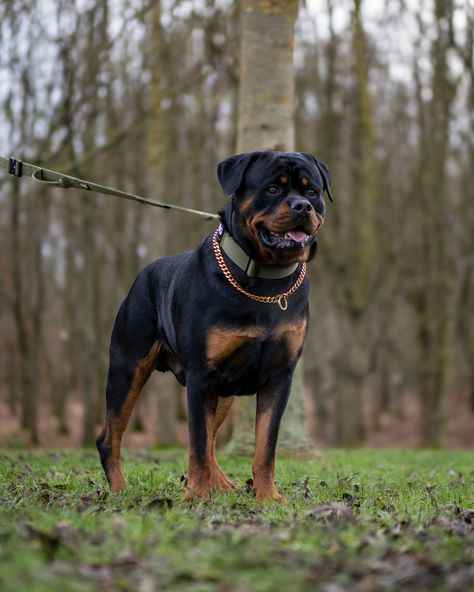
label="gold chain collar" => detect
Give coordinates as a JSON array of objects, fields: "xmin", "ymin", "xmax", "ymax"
[{"xmin": 212, "ymin": 231, "xmax": 306, "ymax": 311}]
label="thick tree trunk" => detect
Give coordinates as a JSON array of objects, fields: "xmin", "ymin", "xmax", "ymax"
[
  {"xmin": 237, "ymin": 0, "xmax": 297, "ymax": 152},
  {"xmin": 227, "ymin": 0, "xmax": 317, "ymax": 458}
]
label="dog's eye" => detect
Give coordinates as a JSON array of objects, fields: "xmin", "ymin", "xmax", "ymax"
[
  {"xmin": 306, "ymin": 188, "xmax": 317, "ymax": 197},
  {"xmin": 267, "ymin": 185, "xmax": 280, "ymax": 195}
]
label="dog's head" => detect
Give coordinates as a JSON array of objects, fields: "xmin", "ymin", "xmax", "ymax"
[{"xmin": 217, "ymin": 151, "xmax": 332, "ymax": 265}]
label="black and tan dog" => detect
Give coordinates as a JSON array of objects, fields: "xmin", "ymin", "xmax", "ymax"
[{"xmin": 96, "ymin": 151, "xmax": 332, "ymax": 501}]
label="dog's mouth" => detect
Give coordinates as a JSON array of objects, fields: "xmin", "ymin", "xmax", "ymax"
[{"xmin": 259, "ymin": 225, "xmax": 314, "ymax": 250}]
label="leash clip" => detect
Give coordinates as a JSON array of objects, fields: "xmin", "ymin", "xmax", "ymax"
[{"xmin": 8, "ymin": 157, "xmax": 23, "ymax": 177}]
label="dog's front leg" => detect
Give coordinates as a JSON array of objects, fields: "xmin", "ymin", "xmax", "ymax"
[
  {"xmin": 253, "ymin": 376, "xmax": 292, "ymax": 502},
  {"xmin": 184, "ymin": 387, "xmax": 213, "ymax": 500}
]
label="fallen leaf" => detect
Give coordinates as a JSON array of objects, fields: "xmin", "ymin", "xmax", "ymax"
[
  {"xmin": 145, "ymin": 497, "xmax": 173, "ymax": 511},
  {"xmin": 304, "ymin": 503, "xmax": 355, "ymax": 523}
]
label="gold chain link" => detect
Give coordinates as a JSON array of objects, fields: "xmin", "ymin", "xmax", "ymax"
[{"xmin": 212, "ymin": 231, "xmax": 306, "ymax": 309}]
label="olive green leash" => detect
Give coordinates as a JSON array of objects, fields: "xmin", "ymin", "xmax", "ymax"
[
  {"xmin": 0, "ymin": 156, "xmax": 219, "ymax": 221},
  {"xmin": 1, "ymin": 155, "xmax": 302, "ymax": 285}
]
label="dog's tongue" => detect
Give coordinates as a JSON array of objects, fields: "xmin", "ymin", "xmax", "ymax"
[{"xmin": 287, "ymin": 230, "xmax": 307, "ymax": 242}]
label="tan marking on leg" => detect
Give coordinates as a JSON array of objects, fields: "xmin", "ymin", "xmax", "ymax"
[
  {"xmin": 183, "ymin": 447, "xmax": 212, "ymax": 500},
  {"xmin": 239, "ymin": 195, "xmax": 254, "ymax": 216},
  {"xmin": 252, "ymin": 409, "xmax": 285, "ymax": 502},
  {"xmin": 184, "ymin": 396, "xmax": 236, "ymax": 499},
  {"xmin": 208, "ymin": 397, "xmax": 235, "ymax": 492},
  {"xmin": 207, "ymin": 326, "xmax": 265, "ymax": 366},
  {"xmin": 273, "ymin": 317, "xmax": 308, "ymax": 360},
  {"xmin": 104, "ymin": 341, "xmax": 160, "ymax": 490}
]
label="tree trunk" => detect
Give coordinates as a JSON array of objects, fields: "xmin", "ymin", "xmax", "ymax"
[
  {"xmin": 80, "ymin": 194, "xmax": 99, "ymax": 446},
  {"xmin": 321, "ymin": 0, "xmax": 376, "ymax": 446},
  {"xmin": 237, "ymin": 0, "xmax": 297, "ymax": 152},
  {"xmin": 9, "ymin": 181, "xmax": 39, "ymax": 444},
  {"xmin": 413, "ymin": 0, "xmax": 457, "ymax": 447},
  {"xmin": 227, "ymin": 0, "xmax": 317, "ymax": 458},
  {"xmin": 147, "ymin": 0, "xmax": 180, "ymax": 445}
]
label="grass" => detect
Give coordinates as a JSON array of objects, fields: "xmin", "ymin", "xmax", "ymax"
[{"xmin": 0, "ymin": 448, "xmax": 473, "ymax": 591}]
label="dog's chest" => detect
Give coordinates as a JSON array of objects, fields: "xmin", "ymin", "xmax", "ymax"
[{"xmin": 204, "ymin": 319, "xmax": 307, "ymax": 395}]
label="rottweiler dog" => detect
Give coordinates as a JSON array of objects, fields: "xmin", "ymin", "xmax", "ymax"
[{"xmin": 96, "ymin": 151, "xmax": 332, "ymax": 501}]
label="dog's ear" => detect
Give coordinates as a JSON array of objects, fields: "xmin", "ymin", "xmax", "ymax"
[
  {"xmin": 217, "ymin": 152, "xmax": 260, "ymax": 196},
  {"xmin": 218, "ymin": 197, "xmax": 234, "ymax": 231},
  {"xmin": 303, "ymin": 153, "xmax": 334, "ymax": 202},
  {"xmin": 315, "ymin": 159, "xmax": 334, "ymax": 202}
]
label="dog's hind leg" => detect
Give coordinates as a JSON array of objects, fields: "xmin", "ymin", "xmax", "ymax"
[
  {"xmin": 100, "ymin": 342, "xmax": 160, "ymax": 490},
  {"xmin": 96, "ymin": 285, "xmax": 160, "ymax": 490},
  {"xmin": 97, "ymin": 339, "xmax": 160, "ymax": 490}
]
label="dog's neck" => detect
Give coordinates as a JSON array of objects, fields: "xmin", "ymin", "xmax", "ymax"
[{"xmin": 216, "ymin": 224, "xmax": 299, "ymax": 279}]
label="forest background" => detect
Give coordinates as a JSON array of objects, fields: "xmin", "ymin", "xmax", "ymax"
[{"xmin": 0, "ymin": 0, "xmax": 472, "ymax": 450}]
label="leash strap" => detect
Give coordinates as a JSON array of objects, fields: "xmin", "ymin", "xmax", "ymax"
[{"xmin": 0, "ymin": 156, "xmax": 220, "ymax": 221}]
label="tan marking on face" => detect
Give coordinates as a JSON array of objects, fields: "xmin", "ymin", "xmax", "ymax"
[
  {"xmin": 239, "ymin": 195, "xmax": 254, "ymax": 216},
  {"xmin": 269, "ymin": 202, "xmax": 319, "ymax": 234},
  {"xmin": 207, "ymin": 326, "xmax": 266, "ymax": 366},
  {"xmin": 241, "ymin": 199, "xmax": 320, "ymax": 264},
  {"xmin": 243, "ymin": 210, "xmax": 316, "ymax": 264},
  {"xmin": 279, "ymin": 175, "xmax": 288, "ymax": 184},
  {"xmin": 301, "ymin": 177, "xmax": 309, "ymax": 186},
  {"xmin": 274, "ymin": 317, "xmax": 308, "ymax": 360},
  {"xmin": 266, "ymin": 207, "xmax": 296, "ymax": 233},
  {"xmin": 243, "ymin": 213, "xmax": 276, "ymax": 261}
]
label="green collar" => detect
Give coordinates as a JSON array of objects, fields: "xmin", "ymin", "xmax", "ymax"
[{"xmin": 218, "ymin": 227, "xmax": 299, "ymax": 279}]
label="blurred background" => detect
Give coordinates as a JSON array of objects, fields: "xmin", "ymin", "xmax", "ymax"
[{"xmin": 0, "ymin": 0, "xmax": 472, "ymax": 449}]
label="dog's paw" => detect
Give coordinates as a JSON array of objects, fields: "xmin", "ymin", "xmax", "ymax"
[
  {"xmin": 254, "ymin": 482, "xmax": 287, "ymax": 503},
  {"xmin": 183, "ymin": 485, "xmax": 212, "ymax": 501},
  {"xmin": 210, "ymin": 465, "xmax": 236, "ymax": 492}
]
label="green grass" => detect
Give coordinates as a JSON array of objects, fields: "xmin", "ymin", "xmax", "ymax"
[{"xmin": 0, "ymin": 449, "xmax": 473, "ymax": 591}]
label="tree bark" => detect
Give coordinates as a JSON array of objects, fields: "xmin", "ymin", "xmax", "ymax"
[
  {"xmin": 146, "ymin": 0, "xmax": 179, "ymax": 445},
  {"xmin": 237, "ymin": 0, "xmax": 297, "ymax": 152},
  {"xmin": 412, "ymin": 0, "xmax": 457, "ymax": 446},
  {"xmin": 227, "ymin": 0, "xmax": 317, "ymax": 458},
  {"xmin": 9, "ymin": 181, "xmax": 39, "ymax": 444}
]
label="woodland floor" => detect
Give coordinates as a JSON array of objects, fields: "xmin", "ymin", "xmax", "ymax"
[
  {"xmin": 0, "ymin": 449, "xmax": 473, "ymax": 591},
  {"xmin": 1, "ymin": 375, "xmax": 474, "ymax": 450}
]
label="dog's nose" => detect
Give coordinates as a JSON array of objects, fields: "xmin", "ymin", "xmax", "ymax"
[{"xmin": 290, "ymin": 199, "xmax": 313, "ymax": 214}]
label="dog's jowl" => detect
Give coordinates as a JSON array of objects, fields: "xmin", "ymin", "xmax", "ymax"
[{"xmin": 97, "ymin": 151, "xmax": 332, "ymax": 501}]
